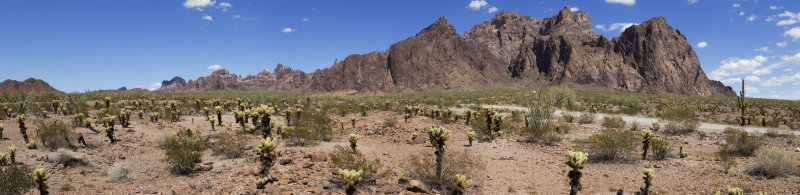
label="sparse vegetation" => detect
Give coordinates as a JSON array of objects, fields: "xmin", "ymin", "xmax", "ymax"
[
  {"xmin": 578, "ymin": 112, "xmax": 596, "ymax": 124},
  {"xmin": 48, "ymin": 148, "xmax": 81, "ymax": 166},
  {"xmin": 638, "ymin": 168, "xmax": 654, "ymax": 195},
  {"xmin": 35, "ymin": 118, "xmax": 74, "ymax": 149},
  {"xmin": 565, "ymin": 151, "xmax": 588, "ymax": 195},
  {"xmin": 105, "ymin": 163, "xmax": 133, "ymax": 183},
  {"xmin": 163, "ymin": 130, "xmax": 206, "ymax": 175},
  {"xmin": 747, "ymin": 148, "xmax": 798, "ymax": 179},
  {"xmin": 721, "ymin": 128, "xmax": 766, "ymax": 157},
  {"xmin": 32, "ymin": 165, "xmax": 51, "ymax": 195},
  {"xmin": 577, "ymin": 128, "xmax": 638, "ymax": 161},
  {"xmin": 329, "ymin": 145, "xmax": 384, "ymax": 180},
  {"xmin": 338, "ymin": 169, "xmax": 363, "ymax": 195},
  {"xmin": 406, "ymin": 149, "xmax": 485, "ymax": 191},
  {"xmin": 601, "ymin": 116, "xmax": 626, "ymax": 129},
  {"xmin": 256, "ymin": 137, "xmax": 280, "ymax": 177},
  {"xmin": 0, "ymin": 165, "xmax": 36, "ymax": 194}
]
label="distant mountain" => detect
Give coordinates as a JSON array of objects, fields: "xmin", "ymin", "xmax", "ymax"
[
  {"xmin": 0, "ymin": 78, "xmax": 63, "ymax": 94},
  {"xmin": 159, "ymin": 6, "xmax": 734, "ymax": 97}
]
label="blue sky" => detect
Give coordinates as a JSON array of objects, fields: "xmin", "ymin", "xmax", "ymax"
[{"xmin": 0, "ymin": 0, "xmax": 799, "ymax": 100}]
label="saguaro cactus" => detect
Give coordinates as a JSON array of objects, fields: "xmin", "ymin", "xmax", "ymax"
[
  {"xmin": 349, "ymin": 133, "xmax": 361, "ymax": 151},
  {"xmin": 453, "ymin": 174, "xmax": 473, "ymax": 195},
  {"xmin": 428, "ymin": 126, "xmax": 451, "ymax": 180},
  {"xmin": 338, "ymin": 169, "xmax": 363, "ymax": 195},
  {"xmin": 637, "ymin": 168, "xmax": 654, "ymax": 195},
  {"xmin": 256, "ymin": 137, "xmax": 280, "ymax": 177},
  {"xmin": 566, "ymin": 151, "xmax": 588, "ymax": 195},
  {"xmin": 641, "ymin": 130, "xmax": 653, "ymax": 160},
  {"xmin": 33, "ymin": 165, "xmax": 51, "ymax": 195},
  {"xmin": 736, "ymin": 79, "xmax": 747, "ymax": 126}
]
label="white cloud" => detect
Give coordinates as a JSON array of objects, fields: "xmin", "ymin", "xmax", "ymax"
[
  {"xmin": 766, "ymin": 16, "xmax": 776, "ymax": 22},
  {"xmin": 282, "ymin": 27, "xmax": 296, "ymax": 33},
  {"xmin": 687, "ymin": 0, "xmax": 698, "ymax": 5},
  {"xmin": 732, "ymin": 3, "xmax": 741, "ymax": 8},
  {"xmin": 770, "ymin": 6, "xmax": 782, "ymax": 10},
  {"xmin": 207, "ymin": 64, "xmax": 223, "ymax": 70},
  {"xmin": 745, "ymin": 86, "xmax": 760, "ymax": 93},
  {"xmin": 745, "ymin": 76, "xmax": 761, "ymax": 83},
  {"xmin": 488, "ymin": 6, "xmax": 499, "ymax": 13},
  {"xmin": 233, "ymin": 15, "xmax": 255, "ymax": 21},
  {"xmin": 784, "ymin": 27, "xmax": 800, "ymax": 40},
  {"xmin": 761, "ymin": 73, "xmax": 800, "ymax": 87},
  {"xmin": 596, "ymin": 22, "xmax": 636, "ymax": 32},
  {"xmin": 747, "ymin": 14, "xmax": 757, "ymax": 21},
  {"xmin": 781, "ymin": 52, "xmax": 800, "ymax": 63},
  {"xmin": 709, "ymin": 55, "xmax": 768, "ymax": 79},
  {"xmin": 468, "ymin": 0, "xmax": 488, "ymax": 10},
  {"xmin": 302, "ymin": 18, "xmax": 310, "ymax": 22},
  {"xmin": 606, "ymin": 0, "xmax": 635, "ymax": 6},
  {"xmin": 697, "ymin": 42, "xmax": 708, "ymax": 48},
  {"xmin": 754, "ymin": 46, "xmax": 769, "ymax": 52},
  {"xmin": 217, "ymin": 2, "xmax": 232, "ymax": 11},
  {"xmin": 777, "ymin": 19, "xmax": 797, "ymax": 25},
  {"xmin": 739, "ymin": 11, "xmax": 744, "ymax": 16},
  {"xmin": 569, "ymin": 7, "xmax": 579, "ymax": 12},
  {"xmin": 720, "ymin": 77, "xmax": 742, "ymax": 85},
  {"xmin": 183, "ymin": 0, "xmax": 215, "ymax": 9},
  {"xmin": 202, "ymin": 15, "xmax": 213, "ymax": 21}
]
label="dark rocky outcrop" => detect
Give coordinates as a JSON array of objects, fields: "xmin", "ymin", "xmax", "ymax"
[
  {"xmin": 0, "ymin": 78, "xmax": 63, "ymax": 94},
  {"xmin": 158, "ymin": 6, "xmax": 734, "ymax": 97}
]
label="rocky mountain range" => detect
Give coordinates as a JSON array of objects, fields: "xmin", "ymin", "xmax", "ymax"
[
  {"xmin": 0, "ymin": 78, "xmax": 63, "ymax": 94},
  {"xmin": 159, "ymin": 6, "xmax": 735, "ymax": 97}
]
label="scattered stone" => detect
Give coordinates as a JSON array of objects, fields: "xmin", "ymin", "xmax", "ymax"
[{"xmin": 407, "ymin": 180, "xmax": 428, "ymax": 193}]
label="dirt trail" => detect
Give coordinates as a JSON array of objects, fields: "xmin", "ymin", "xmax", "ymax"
[{"xmin": 468, "ymin": 104, "xmax": 799, "ymax": 136}]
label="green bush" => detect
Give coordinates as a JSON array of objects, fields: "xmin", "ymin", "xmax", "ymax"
[
  {"xmin": 577, "ymin": 128, "xmax": 639, "ymax": 161},
  {"xmin": 163, "ymin": 130, "xmax": 206, "ymax": 174},
  {"xmin": 722, "ymin": 129, "xmax": 766, "ymax": 157},
  {"xmin": 748, "ymin": 148, "xmax": 799, "ymax": 178},
  {"xmin": 329, "ymin": 145, "xmax": 384, "ymax": 181},
  {"xmin": 561, "ymin": 112, "xmax": 575, "ymax": 123},
  {"xmin": 405, "ymin": 149, "xmax": 485, "ymax": 191},
  {"xmin": 282, "ymin": 107, "xmax": 333, "ymax": 145},
  {"xmin": 658, "ymin": 106, "xmax": 699, "ymax": 135},
  {"xmin": 524, "ymin": 103, "xmax": 560, "ymax": 144},
  {"xmin": 0, "ymin": 165, "xmax": 36, "ymax": 194},
  {"xmin": 601, "ymin": 116, "xmax": 626, "ymax": 129},
  {"xmin": 577, "ymin": 112, "xmax": 596, "ymax": 124},
  {"xmin": 383, "ymin": 117, "xmax": 398, "ymax": 128},
  {"xmin": 35, "ymin": 118, "xmax": 75, "ymax": 149}
]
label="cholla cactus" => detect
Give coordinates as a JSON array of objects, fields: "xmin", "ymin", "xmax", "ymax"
[
  {"xmin": 104, "ymin": 96, "xmax": 112, "ymax": 108},
  {"xmin": 638, "ymin": 168, "xmax": 654, "ymax": 195},
  {"xmin": 0, "ymin": 122, "xmax": 4, "ymax": 140},
  {"xmin": 8, "ymin": 145, "xmax": 17, "ymax": 165},
  {"xmin": 17, "ymin": 114, "xmax": 29, "ymax": 143},
  {"xmin": 411, "ymin": 132, "xmax": 419, "ymax": 140},
  {"xmin": 213, "ymin": 106, "xmax": 224, "ymax": 125},
  {"xmin": 338, "ymin": 169, "xmax": 363, "ymax": 195},
  {"xmin": 40, "ymin": 108, "xmax": 48, "ymax": 118},
  {"xmin": 33, "ymin": 165, "xmax": 51, "ymax": 195},
  {"xmin": 254, "ymin": 177, "xmax": 269, "ymax": 189},
  {"xmin": 465, "ymin": 110, "xmax": 472, "ymax": 125},
  {"xmin": 119, "ymin": 109, "xmax": 132, "ymax": 128},
  {"xmin": 453, "ymin": 174, "xmax": 473, "ymax": 195},
  {"xmin": 403, "ymin": 113, "xmax": 411, "ymax": 123},
  {"xmin": 726, "ymin": 187, "xmax": 743, "ymax": 195},
  {"xmin": 149, "ymin": 112, "xmax": 160, "ymax": 122},
  {"xmin": 349, "ymin": 133, "xmax": 361, "ymax": 151},
  {"xmin": 103, "ymin": 115, "xmax": 117, "ymax": 143},
  {"xmin": 209, "ymin": 116, "xmax": 216, "ymax": 131},
  {"xmin": 466, "ymin": 131, "xmax": 476, "ymax": 146},
  {"xmin": 428, "ymin": 126, "xmax": 451, "ymax": 180},
  {"xmin": 73, "ymin": 113, "xmax": 86, "ymax": 127},
  {"xmin": 641, "ymin": 130, "xmax": 653, "ymax": 160},
  {"xmin": 565, "ymin": 151, "xmax": 588, "ymax": 195},
  {"xmin": 244, "ymin": 123, "xmax": 256, "ymax": 133},
  {"xmin": 350, "ymin": 117, "xmax": 356, "ymax": 128},
  {"xmin": 27, "ymin": 140, "xmax": 37, "ymax": 149},
  {"xmin": 256, "ymin": 137, "xmax": 280, "ymax": 177},
  {"xmin": 254, "ymin": 105, "xmax": 276, "ymax": 138},
  {"xmin": 679, "ymin": 145, "xmax": 687, "ymax": 158},
  {"xmin": 0, "ymin": 152, "xmax": 7, "ymax": 165}
]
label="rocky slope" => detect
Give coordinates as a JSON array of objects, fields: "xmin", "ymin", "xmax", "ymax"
[
  {"xmin": 0, "ymin": 78, "xmax": 63, "ymax": 94},
  {"xmin": 159, "ymin": 6, "xmax": 734, "ymax": 97}
]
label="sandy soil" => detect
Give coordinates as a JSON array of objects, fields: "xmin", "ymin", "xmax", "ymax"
[{"xmin": 1, "ymin": 109, "xmax": 799, "ymax": 194}]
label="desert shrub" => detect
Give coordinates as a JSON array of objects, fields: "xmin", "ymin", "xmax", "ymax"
[
  {"xmin": 651, "ymin": 122, "xmax": 660, "ymax": 131},
  {"xmin": 383, "ymin": 117, "xmax": 398, "ymax": 128},
  {"xmin": 717, "ymin": 149, "xmax": 737, "ymax": 174},
  {"xmin": 747, "ymin": 148, "xmax": 799, "ymax": 178},
  {"xmin": 405, "ymin": 149, "xmax": 486, "ymax": 191},
  {"xmin": 0, "ymin": 165, "xmax": 36, "ymax": 194},
  {"xmin": 629, "ymin": 121, "xmax": 640, "ymax": 131},
  {"xmin": 282, "ymin": 108, "xmax": 333, "ymax": 145},
  {"xmin": 35, "ymin": 118, "xmax": 75, "ymax": 149},
  {"xmin": 105, "ymin": 163, "xmax": 134, "ymax": 183},
  {"xmin": 577, "ymin": 112, "xmax": 596, "ymax": 124},
  {"xmin": 524, "ymin": 103, "xmax": 560, "ymax": 144},
  {"xmin": 561, "ymin": 112, "xmax": 575, "ymax": 123},
  {"xmin": 764, "ymin": 129, "xmax": 781, "ymax": 138},
  {"xmin": 329, "ymin": 145, "xmax": 384, "ymax": 181},
  {"xmin": 163, "ymin": 130, "xmax": 206, "ymax": 174},
  {"xmin": 722, "ymin": 129, "xmax": 766, "ymax": 157},
  {"xmin": 48, "ymin": 148, "xmax": 81, "ymax": 166},
  {"xmin": 577, "ymin": 128, "xmax": 639, "ymax": 161},
  {"xmin": 650, "ymin": 137, "xmax": 671, "ymax": 160},
  {"xmin": 658, "ymin": 106, "xmax": 699, "ymax": 135},
  {"xmin": 211, "ymin": 133, "xmax": 245, "ymax": 159},
  {"xmin": 601, "ymin": 116, "xmax": 626, "ymax": 129}
]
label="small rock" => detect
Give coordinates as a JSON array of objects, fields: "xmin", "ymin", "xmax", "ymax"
[
  {"xmin": 407, "ymin": 180, "xmax": 428, "ymax": 193},
  {"xmin": 378, "ymin": 185, "xmax": 404, "ymax": 193},
  {"xmin": 309, "ymin": 152, "xmax": 327, "ymax": 162},
  {"xmin": 795, "ymin": 147, "xmax": 800, "ymax": 152}
]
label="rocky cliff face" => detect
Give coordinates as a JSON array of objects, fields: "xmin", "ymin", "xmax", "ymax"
[
  {"xmin": 0, "ymin": 78, "xmax": 63, "ymax": 94},
  {"xmin": 158, "ymin": 6, "xmax": 734, "ymax": 97}
]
